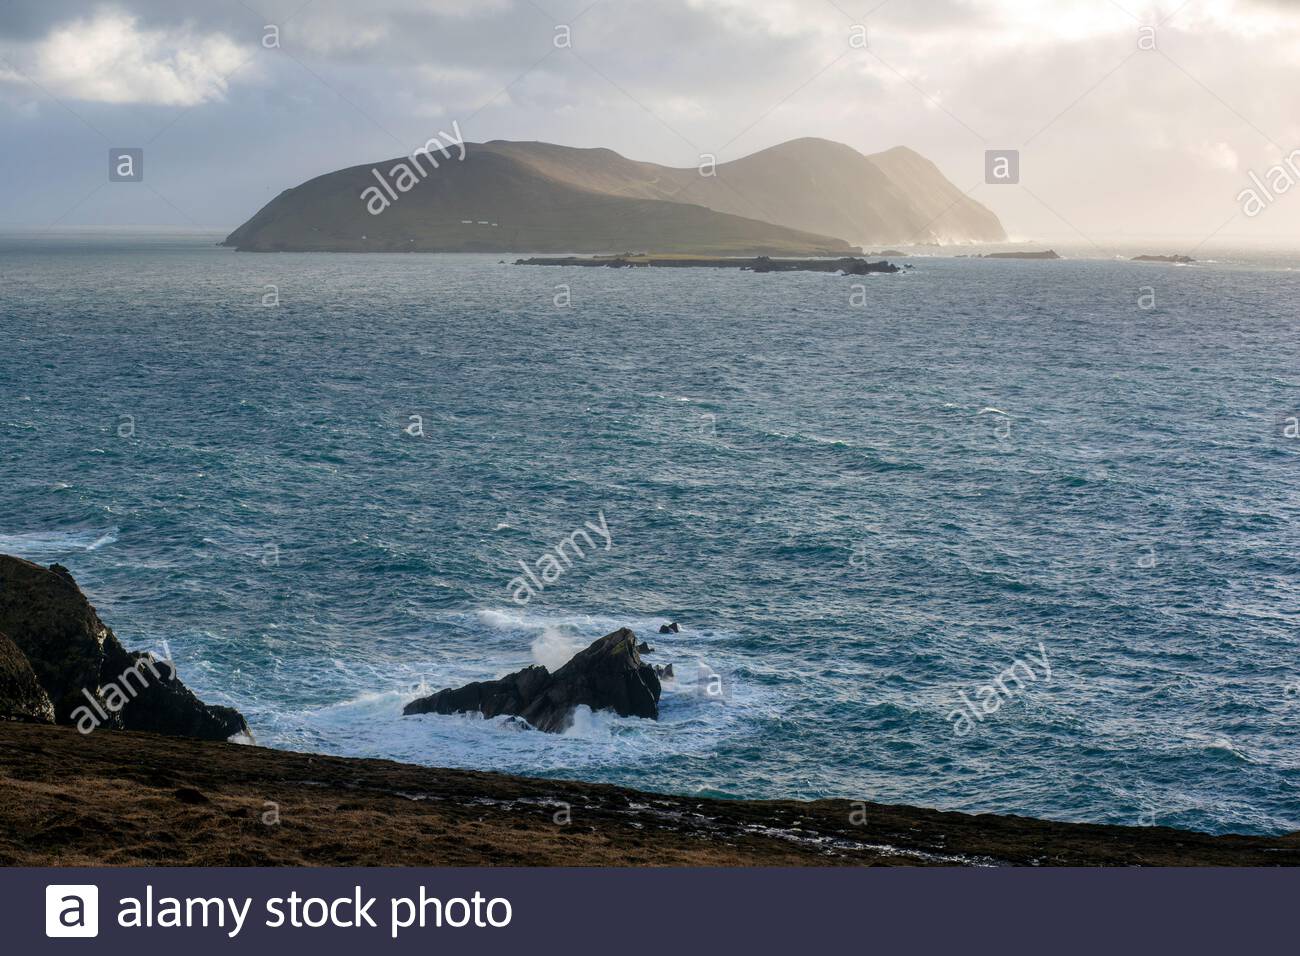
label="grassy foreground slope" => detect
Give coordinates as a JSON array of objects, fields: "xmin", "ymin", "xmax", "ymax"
[{"xmin": 2, "ymin": 723, "xmax": 1296, "ymax": 866}]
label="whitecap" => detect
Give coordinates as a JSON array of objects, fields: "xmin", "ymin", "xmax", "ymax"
[
  {"xmin": 0, "ymin": 526, "xmax": 119, "ymax": 559},
  {"xmin": 474, "ymin": 606, "xmax": 664, "ymax": 637},
  {"xmin": 476, "ymin": 607, "xmax": 530, "ymax": 631}
]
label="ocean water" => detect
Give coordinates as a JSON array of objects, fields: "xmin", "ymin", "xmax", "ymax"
[{"xmin": 2, "ymin": 230, "xmax": 1298, "ymax": 836}]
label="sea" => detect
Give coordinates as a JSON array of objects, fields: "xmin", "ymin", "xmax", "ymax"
[{"xmin": 2, "ymin": 229, "xmax": 1298, "ymax": 835}]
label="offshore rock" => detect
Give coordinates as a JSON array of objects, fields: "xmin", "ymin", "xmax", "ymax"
[{"xmin": 404, "ymin": 628, "xmax": 661, "ymax": 733}]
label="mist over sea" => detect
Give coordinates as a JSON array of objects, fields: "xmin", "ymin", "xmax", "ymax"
[{"xmin": 2, "ymin": 231, "xmax": 1298, "ymax": 835}]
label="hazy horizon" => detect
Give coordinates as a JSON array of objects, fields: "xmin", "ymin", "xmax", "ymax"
[{"xmin": 4, "ymin": 0, "xmax": 1300, "ymax": 246}]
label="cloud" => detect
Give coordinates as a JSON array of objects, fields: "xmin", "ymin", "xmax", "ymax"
[
  {"xmin": 27, "ymin": 9, "xmax": 249, "ymax": 106},
  {"xmin": 292, "ymin": 14, "xmax": 390, "ymax": 55},
  {"xmin": 1198, "ymin": 140, "xmax": 1241, "ymax": 171},
  {"xmin": 1, "ymin": 0, "xmax": 1299, "ymax": 237}
]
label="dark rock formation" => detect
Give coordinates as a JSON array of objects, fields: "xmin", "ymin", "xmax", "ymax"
[
  {"xmin": 514, "ymin": 255, "xmax": 899, "ymax": 274},
  {"xmin": 636, "ymin": 641, "xmax": 653, "ymax": 654},
  {"xmin": 981, "ymin": 250, "xmax": 1060, "ymax": 260},
  {"xmin": 405, "ymin": 664, "xmax": 551, "ymax": 724},
  {"xmin": 654, "ymin": 663, "xmax": 674, "ymax": 680},
  {"xmin": 659, "ymin": 622, "xmax": 680, "ymax": 634},
  {"xmin": 404, "ymin": 628, "xmax": 661, "ymax": 733},
  {"xmin": 0, "ymin": 630, "xmax": 55, "ymax": 724},
  {"xmin": 748, "ymin": 256, "xmax": 899, "ymax": 274},
  {"xmin": 107, "ymin": 652, "xmax": 251, "ymax": 741},
  {"xmin": 835, "ymin": 258, "xmax": 901, "ymax": 275},
  {"xmin": 0, "ymin": 555, "xmax": 251, "ymax": 741},
  {"xmin": 1133, "ymin": 254, "xmax": 1195, "ymax": 263}
]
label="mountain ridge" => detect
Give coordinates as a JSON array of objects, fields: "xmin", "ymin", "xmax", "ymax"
[{"xmin": 223, "ymin": 137, "xmax": 1005, "ymax": 254}]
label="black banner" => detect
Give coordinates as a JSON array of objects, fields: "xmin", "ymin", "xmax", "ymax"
[{"xmin": 14, "ymin": 867, "xmax": 1298, "ymax": 953}]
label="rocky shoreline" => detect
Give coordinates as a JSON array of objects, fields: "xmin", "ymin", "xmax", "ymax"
[
  {"xmin": 2, "ymin": 553, "xmax": 1297, "ymax": 866},
  {"xmin": 0, "ymin": 556, "xmax": 248, "ymax": 740}
]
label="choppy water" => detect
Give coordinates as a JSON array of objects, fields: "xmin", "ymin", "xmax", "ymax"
[{"xmin": 2, "ymin": 231, "xmax": 1298, "ymax": 835}]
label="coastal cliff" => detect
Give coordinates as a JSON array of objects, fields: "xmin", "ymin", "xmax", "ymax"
[
  {"xmin": 0, "ymin": 555, "xmax": 249, "ymax": 741},
  {"xmin": 0, "ymin": 555, "xmax": 1297, "ymax": 866}
]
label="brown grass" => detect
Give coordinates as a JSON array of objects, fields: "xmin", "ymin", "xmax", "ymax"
[{"xmin": 1, "ymin": 723, "xmax": 1296, "ymax": 867}]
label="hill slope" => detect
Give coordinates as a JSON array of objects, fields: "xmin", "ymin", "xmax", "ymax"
[
  {"xmin": 221, "ymin": 145, "xmax": 855, "ymax": 255},
  {"xmin": 223, "ymin": 137, "xmax": 1005, "ymax": 254},
  {"xmin": 3, "ymin": 722, "xmax": 1297, "ymax": 866},
  {"xmin": 485, "ymin": 138, "xmax": 1004, "ymax": 246}
]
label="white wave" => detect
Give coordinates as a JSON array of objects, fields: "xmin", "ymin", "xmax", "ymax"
[
  {"xmin": 977, "ymin": 407, "xmax": 1010, "ymax": 417},
  {"xmin": 801, "ymin": 433, "xmax": 852, "ymax": 447},
  {"xmin": 260, "ymin": 671, "xmax": 763, "ymax": 774},
  {"xmin": 473, "ymin": 606, "xmax": 666, "ymax": 638},
  {"xmin": 243, "ymin": 609, "xmax": 764, "ymax": 773},
  {"xmin": 0, "ymin": 526, "xmax": 119, "ymax": 559},
  {"xmin": 476, "ymin": 607, "xmax": 529, "ymax": 630},
  {"xmin": 229, "ymin": 604, "xmax": 772, "ymax": 782},
  {"xmin": 531, "ymin": 627, "xmax": 585, "ymax": 670}
]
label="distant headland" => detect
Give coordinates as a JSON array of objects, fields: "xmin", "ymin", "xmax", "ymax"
[{"xmin": 221, "ymin": 137, "xmax": 1006, "ymax": 255}]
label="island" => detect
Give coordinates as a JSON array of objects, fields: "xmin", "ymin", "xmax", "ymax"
[
  {"xmin": 978, "ymin": 250, "xmax": 1061, "ymax": 259},
  {"xmin": 221, "ymin": 137, "xmax": 1006, "ymax": 255},
  {"xmin": 513, "ymin": 255, "xmax": 903, "ymax": 274},
  {"xmin": 1132, "ymin": 254, "xmax": 1195, "ymax": 263}
]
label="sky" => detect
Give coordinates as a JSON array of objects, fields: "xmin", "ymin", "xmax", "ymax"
[{"xmin": 2, "ymin": 0, "xmax": 1300, "ymax": 244}]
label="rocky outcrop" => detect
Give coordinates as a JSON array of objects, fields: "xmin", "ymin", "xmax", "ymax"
[
  {"xmin": 0, "ymin": 555, "xmax": 250, "ymax": 741},
  {"xmin": 1133, "ymin": 254, "xmax": 1194, "ymax": 263},
  {"xmin": 980, "ymin": 250, "xmax": 1061, "ymax": 260},
  {"xmin": 747, "ymin": 256, "xmax": 899, "ymax": 274},
  {"xmin": 512, "ymin": 255, "xmax": 900, "ymax": 274},
  {"xmin": 0, "ymin": 631, "xmax": 55, "ymax": 724},
  {"xmin": 404, "ymin": 628, "xmax": 661, "ymax": 733}
]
